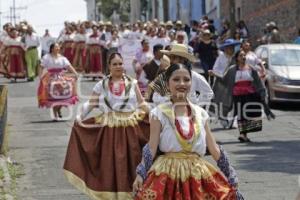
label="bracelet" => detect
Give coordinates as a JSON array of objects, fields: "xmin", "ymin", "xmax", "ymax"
[
  {"xmin": 136, "ymin": 163, "xmax": 147, "ymax": 181},
  {"xmin": 142, "ymin": 144, "xmax": 153, "ymax": 171}
]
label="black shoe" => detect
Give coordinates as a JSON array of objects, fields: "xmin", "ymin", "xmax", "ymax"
[
  {"xmin": 58, "ymin": 111, "xmax": 62, "ymax": 118},
  {"xmin": 238, "ymin": 136, "xmax": 247, "ymax": 143},
  {"xmin": 267, "ymin": 112, "xmax": 276, "ymax": 120}
]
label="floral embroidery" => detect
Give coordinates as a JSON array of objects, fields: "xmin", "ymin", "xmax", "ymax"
[{"xmin": 142, "ymin": 189, "xmax": 157, "ymax": 200}]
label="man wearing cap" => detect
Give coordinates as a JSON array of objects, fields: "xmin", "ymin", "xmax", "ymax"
[{"xmin": 147, "ymin": 43, "xmax": 213, "ymax": 106}]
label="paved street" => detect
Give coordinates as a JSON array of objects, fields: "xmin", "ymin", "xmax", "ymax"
[{"xmin": 2, "ymin": 77, "xmax": 300, "ymax": 200}]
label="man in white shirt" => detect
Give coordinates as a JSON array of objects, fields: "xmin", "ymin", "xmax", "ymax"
[
  {"xmin": 40, "ymin": 29, "xmax": 56, "ymax": 57},
  {"xmin": 24, "ymin": 25, "xmax": 40, "ymax": 81}
]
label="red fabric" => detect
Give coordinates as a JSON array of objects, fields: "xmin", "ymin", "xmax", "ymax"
[
  {"xmin": 63, "ymin": 47, "xmax": 74, "ymax": 63},
  {"xmin": 87, "ymin": 45, "xmax": 102, "ymax": 73},
  {"xmin": 109, "ymin": 81, "xmax": 125, "ymax": 96},
  {"xmin": 6, "ymin": 46, "xmax": 26, "ymax": 78},
  {"xmin": 38, "ymin": 70, "xmax": 78, "ymax": 108},
  {"xmin": 233, "ymin": 80, "xmax": 255, "ymax": 96},
  {"xmin": 135, "ymin": 172, "xmax": 237, "ymax": 200}
]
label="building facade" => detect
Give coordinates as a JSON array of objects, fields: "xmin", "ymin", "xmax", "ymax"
[
  {"xmin": 151, "ymin": 0, "xmax": 205, "ymax": 24},
  {"xmin": 219, "ymin": 0, "xmax": 300, "ymax": 44},
  {"xmin": 84, "ymin": 0, "xmax": 97, "ymax": 21}
]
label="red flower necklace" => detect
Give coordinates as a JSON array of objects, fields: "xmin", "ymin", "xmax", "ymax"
[
  {"xmin": 109, "ymin": 80, "xmax": 125, "ymax": 96},
  {"xmin": 175, "ymin": 105, "xmax": 195, "ymax": 140}
]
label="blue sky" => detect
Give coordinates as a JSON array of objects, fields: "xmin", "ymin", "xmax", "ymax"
[{"xmin": 0, "ymin": 0, "xmax": 87, "ymax": 37}]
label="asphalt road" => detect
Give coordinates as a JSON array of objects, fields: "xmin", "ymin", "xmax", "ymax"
[{"xmin": 1, "ymin": 76, "xmax": 300, "ymax": 200}]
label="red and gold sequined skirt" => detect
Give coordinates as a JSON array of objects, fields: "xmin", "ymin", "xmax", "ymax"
[{"xmin": 135, "ymin": 152, "xmax": 237, "ymax": 200}]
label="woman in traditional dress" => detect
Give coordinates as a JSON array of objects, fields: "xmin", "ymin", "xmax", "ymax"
[
  {"xmin": 133, "ymin": 39, "xmax": 153, "ymax": 79},
  {"xmin": 72, "ymin": 24, "xmax": 87, "ymax": 72},
  {"xmin": 133, "ymin": 39, "xmax": 153, "ymax": 96},
  {"xmin": 212, "ymin": 50, "xmax": 266, "ymax": 142},
  {"xmin": 37, "ymin": 42, "xmax": 78, "ymax": 121},
  {"xmin": 1, "ymin": 27, "xmax": 26, "ymax": 82},
  {"xmin": 106, "ymin": 29, "xmax": 120, "ymax": 57},
  {"xmin": 59, "ymin": 26, "xmax": 75, "ymax": 65},
  {"xmin": 133, "ymin": 63, "xmax": 244, "ymax": 200},
  {"xmin": 63, "ymin": 52, "xmax": 150, "ymax": 200},
  {"xmin": 85, "ymin": 24, "xmax": 104, "ymax": 78}
]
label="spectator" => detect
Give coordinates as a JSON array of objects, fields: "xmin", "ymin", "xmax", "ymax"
[
  {"xmin": 237, "ymin": 20, "xmax": 249, "ymax": 39},
  {"xmin": 194, "ymin": 29, "xmax": 218, "ymax": 82},
  {"xmin": 294, "ymin": 28, "xmax": 300, "ymax": 44},
  {"xmin": 40, "ymin": 29, "xmax": 55, "ymax": 57}
]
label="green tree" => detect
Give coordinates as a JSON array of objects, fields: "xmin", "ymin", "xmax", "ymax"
[{"xmin": 97, "ymin": 0, "xmax": 130, "ymax": 22}]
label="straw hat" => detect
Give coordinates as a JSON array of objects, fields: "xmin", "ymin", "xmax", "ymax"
[
  {"xmin": 105, "ymin": 21, "xmax": 112, "ymax": 26},
  {"xmin": 161, "ymin": 44, "xmax": 196, "ymax": 62},
  {"xmin": 166, "ymin": 20, "xmax": 173, "ymax": 27},
  {"xmin": 98, "ymin": 21, "xmax": 104, "ymax": 26},
  {"xmin": 176, "ymin": 20, "xmax": 183, "ymax": 26}
]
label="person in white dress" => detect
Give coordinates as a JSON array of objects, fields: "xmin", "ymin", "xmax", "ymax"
[
  {"xmin": 133, "ymin": 63, "xmax": 243, "ymax": 199},
  {"xmin": 38, "ymin": 42, "xmax": 78, "ymax": 121},
  {"xmin": 241, "ymin": 39, "xmax": 266, "ymax": 79},
  {"xmin": 0, "ymin": 27, "xmax": 26, "ymax": 81},
  {"xmin": 63, "ymin": 52, "xmax": 150, "ymax": 200},
  {"xmin": 72, "ymin": 24, "xmax": 87, "ymax": 72}
]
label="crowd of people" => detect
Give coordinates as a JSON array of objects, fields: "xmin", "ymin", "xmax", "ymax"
[{"xmin": 0, "ymin": 17, "xmax": 283, "ymax": 200}]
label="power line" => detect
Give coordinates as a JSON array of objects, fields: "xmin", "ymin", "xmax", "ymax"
[{"xmin": 9, "ymin": 0, "xmax": 27, "ymax": 25}]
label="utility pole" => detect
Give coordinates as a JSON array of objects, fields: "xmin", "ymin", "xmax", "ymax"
[
  {"xmin": 229, "ymin": 0, "xmax": 236, "ymax": 38},
  {"xmin": 176, "ymin": 0, "xmax": 180, "ymax": 20},
  {"xmin": 10, "ymin": 0, "xmax": 27, "ymax": 25},
  {"xmin": 163, "ymin": 0, "xmax": 168, "ymax": 22}
]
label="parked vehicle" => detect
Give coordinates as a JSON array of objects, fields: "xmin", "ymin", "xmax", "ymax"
[{"xmin": 255, "ymin": 44, "xmax": 300, "ymax": 104}]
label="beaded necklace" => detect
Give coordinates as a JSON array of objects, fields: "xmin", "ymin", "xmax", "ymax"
[
  {"xmin": 102, "ymin": 75, "xmax": 132, "ymax": 111},
  {"xmin": 174, "ymin": 105, "xmax": 195, "ymax": 140}
]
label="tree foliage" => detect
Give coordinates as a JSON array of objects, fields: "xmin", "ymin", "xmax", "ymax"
[{"xmin": 97, "ymin": 0, "xmax": 130, "ymax": 22}]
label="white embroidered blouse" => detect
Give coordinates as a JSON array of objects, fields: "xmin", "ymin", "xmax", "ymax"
[
  {"xmin": 93, "ymin": 77, "xmax": 139, "ymax": 113},
  {"xmin": 150, "ymin": 103, "xmax": 209, "ymax": 156}
]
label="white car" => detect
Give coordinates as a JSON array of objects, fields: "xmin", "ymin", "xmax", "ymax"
[{"xmin": 255, "ymin": 44, "xmax": 300, "ymax": 104}]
